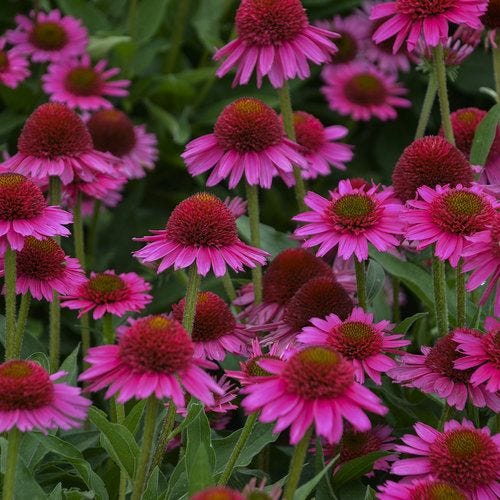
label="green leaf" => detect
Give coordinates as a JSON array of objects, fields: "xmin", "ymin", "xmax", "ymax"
[
  {"xmin": 143, "ymin": 466, "xmax": 160, "ymax": 500},
  {"xmin": 88, "ymin": 406, "xmax": 139, "ymax": 480},
  {"xmin": 145, "ymin": 100, "xmax": 191, "ymax": 144},
  {"xmin": 331, "ymin": 451, "xmax": 390, "ymax": 488},
  {"xmin": 166, "ymin": 455, "xmax": 188, "ymax": 500},
  {"xmin": 394, "ymin": 312, "xmax": 429, "ymax": 334},
  {"xmin": 59, "ymin": 343, "xmax": 80, "ymax": 386},
  {"xmin": 33, "ymin": 433, "xmax": 109, "ymax": 500},
  {"xmin": 124, "ymin": 399, "xmax": 147, "ymax": 435},
  {"xmin": 294, "ymin": 456, "xmax": 337, "ymax": 500},
  {"xmin": 88, "ymin": 36, "xmax": 131, "ymax": 59},
  {"xmin": 55, "ymin": 0, "xmax": 109, "ymax": 31},
  {"xmin": 192, "ymin": 0, "xmax": 226, "ymax": 49},
  {"xmin": 470, "ymin": 103, "xmax": 500, "ymax": 166},
  {"xmin": 136, "ymin": 0, "xmax": 171, "ymax": 43},
  {"xmin": 366, "ymin": 259, "xmax": 385, "ymax": 303},
  {"xmin": 314, "ymin": 438, "xmax": 337, "ymax": 500},
  {"xmin": 0, "ymin": 110, "xmax": 26, "ymax": 137},
  {"xmin": 48, "ymin": 483, "xmax": 63, "ymax": 499}
]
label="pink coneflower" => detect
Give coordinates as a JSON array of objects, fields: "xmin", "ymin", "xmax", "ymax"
[
  {"xmin": 370, "ymin": 0, "xmax": 487, "ymax": 53},
  {"xmin": 0, "ymin": 359, "xmax": 90, "ymax": 433},
  {"xmin": 213, "ymin": 0, "xmax": 339, "ymax": 88},
  {"xmin": 0, "ymin": 173, "xmax": 72, "ymax": 253},
  {"xmin": 389, "ymin": 332, "xmax": 500, "ymax": 411},
  {"xmin": 79, "ymin": 315, "xmax": 223, "ymax": 405},
  {"xmin": 42, "ymin": 54, "xmax": 130, "ymax": 111},
  {"xmin": 403, "ymin": 184, "xmax": 498, "ymax": 267},
  {"xmin": 87, "ymin": 109, "xmax": 158, "ymax": 179},
  {"xmin": 291, "ymin": 111, "xmax": 353, "ymax": 180},
  {"xmin": 242, "ymin": 346, "xmax": 387, "ymax": 444},
  {"xmin": 392, "ymin": 136, "xmax": 474, "ymax": 202},
  {"xmin": 61, "ymin": 270, "xmax": 152, "ymax": 320},
  {"xmin": 264, "ymin": 276, "xmax": 354, "ymax": 351},
  {"xmin": 134, "ymin": 193, "xmax": 268, "ymax": 277},
  {"xmin": 191, "ymin": 487, "xmax": 244, "ymax": 500},
  {"xmin": 462, "ymin": 216, "xmax": 500, "ymax": 317},
  {"xmin": 2, "ymin": 103, "xmax": 116, "ymax": 185},
  {"xmin": 242, "ymin": 479, "xmax": 281, "ymax": 500},
  {"xmin": 298, "ymin": 307, "xmax": 409, "ymax": 384},
  {"xmin": 378, "ymin": 477, "xmax": 467, "ymax": 500},
  {"xmin": 294, "ymin": 180, "xmax": 403, "ymax": 261},
  {"xmin": 454, "ymin": 317, "xmax": 500, "ymax": 394},
  {"xmin": 6, "ymin": 9, "xmax": 88, "ymax": 63},
  {"xmin": 0, "ymin": 38, "xmax": 30, "ymax": 89},
  {"xmin": 182, "ymin": 98, "xmax": 307, "ymax": 189},
  {"xmin": 321, "ymin": 61, "xmax": 410, "ymax": 121},
  {"xmin": 0, "ymin": 237, "xmax": 85, "ymax": 301},
  {"xmin": 392, "ymin": 419, "xmax": 500, "ymax": 500},
  {"xmin": 224, "ymin": 196, "xmax": 247, "ymax": 219},
  {"xmin": 171, "ymin": 291, "xmax": 252, "ymax": 361}
]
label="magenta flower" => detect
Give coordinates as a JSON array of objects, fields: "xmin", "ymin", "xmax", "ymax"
[
  {"xmin": 403, "ymin": 184, "xmax": 498, "ymax": 268},
  {"xmin": 223, "ymin": 196, "xmax": 247, "ymax": 219},
  {"xmin": 192, "ymin": 487, "xmax": 244, "ymax": 500},
  {"xmin": 370, "ymin": 0, "xmax": 487, "ymax": 53},
  {"xmin": 0, "ymin": 173, "xmax": 72, "ymax": 253},
  {"xmin": 134, "ymin": 193, "xmax": 268, "ymax": 277},
  {"xmin": 389, "ymin": 331, "xmax": 500, "ymax": 411},
  {"xmin": 241, "ymin": 346, "xmax": 387, "ymax": 444},
  {"xmin": 171, "ymin": 291, "xmax": 253, "ymax": 361},
  {"xmin": 378, "ymin": 477, "xmax": 467, "ymax": 500},
  {"xmin": 61, "ymin": 270, "xmax": 152, "ymax": 320},
  {"xmin": 298, "ymin": 307, "xmax": 409, "ymax": 384},
  {"xmin": 294, "ymin": 180, "xmax": 403, "ymax": 261},
  {"xmin": 0, "ymin": 38, "xmax": 30, "ymax": 89},
  {"xmin": 2, "ymin": 103, "xmax": 116, "ymax": 185},
  {"xmin": 79, "ymin": 315, "xmax": 223, "ymax": 405},
  {"xmin": 214, "ymin": 0, "xmax": 339, "ymax": 88},
  {"xmin": 454, "ymin": 317, "xmax": 500, "ymax": 394},
  {"xmin": 291, "ymin": 111, "xmax": 353, "ymax": 180},
  {"xmin": 86, "ymin": 109, "xmax": 158, "ymax": 180},
  {"xmin": 0, "ymin": 360, "xmax": 90, "ymax": 433},
  {"xmin": 182, "ymin": 98, "xmax": 307, "ymax": 189},
  {"xmin": 6, "ymin": 9, "xmax": 88, "ymax": 62},
  {"xmin": 391, "ymin": 419, "xmax": 500, "ymax": 500},
  {"xmin": 462, "ymin": 216, "xmax": 500, "ymax": 317},
  {"xmin": 0, "ymin": 237, "xmax": 85, "ymax": 301},
  {"xmin": 42, "ymin": 54, "xmax": 130, "ymax": 111},
  {"xmin": 321, "ymin": 61, "xmax": 410, "ymax": 122}
]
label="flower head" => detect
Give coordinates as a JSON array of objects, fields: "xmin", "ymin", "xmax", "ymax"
[
  {"xmin": 191, "ymin": 487, "xmax": 244, "ymax": 500},
  {"xmin": 454, "ymin": 317, "xmax": 500, "ymax": 394},
  {"xmin": 370, "ymin": 0, "xmax": 487, "ymax": 53},
  {"xmin": 79, "ymin": 315, "xmax": 223, "ymax": 405},
  {"xmin": 214, "ymin": 0, "xmax": 339, "ymax": 88},
  {"xmin": 321, "ymin": 61, "xmax": 410, "ymax": 121},
  {"xmin": 6, "ymin": 9, "xmax": 88, "ymax": 62},
  {"xmin": 0, "ymin": 38, "xmax": 30, "ymax": 88},
  {"xmin": 242, "ymin": 346, "xmax": 387, "ymax": 444},
  {"xmin": 391, "ymin": 419, "xmax": 500, "ymax": 499},
  {"xmin": 42, "ymin": 54, "xmax": 130, "ymax": 110},
  {"xmin": 182, "ymin": 98, "xmax": 307, "ymax": 189},
  {"xmin": 378, "ymin": 477, "xmax": 467, "ymax": 500},
  {"xmin": 291, "ymin": 111, "xmax": 353, "ymax": 179},
  {"xmin": 0, "ymin": 236, "xmax": 85, "ymax": 301},
  {"xmin": 298, "ymin": 307, "xmax": 409, "ymax": 384},
  {"xmin": 294, "ymin": 180, "xmax": 403, "ymax": 261},
  {"xmin": 0, "ymin": 173, "xmax": 72, "ymax": 253},
  {"xmin": 61, "ymin": 270, "xmax": 152, "ymax": 320},
  {"xmin": 392, "ymin": 136, "xmax": 474, "ymax": 202},
  {"xmin": 390, "ymin": 332, "xmax": 500, "ymax": 411},
  {"xmin": 134, "ymin": 193, "xmax": 268, "ymax": 277},
  {"xmin": 403, "ymin": 184, "xmax": 498, "ymax": 267},
  {"xmin": 172, "ymin": 291, "xmax": 252, "ymax": 361},
  {"xmin": 2, "ymin": 103, "xmax": 116, "ymax": 185},
  {"xmin": 0, "ymin": 359, "xmax": 90, "ymax": 433},
  {"xmin": 87, "ymin": 109, "xmax": 158, "ymax": 179}
]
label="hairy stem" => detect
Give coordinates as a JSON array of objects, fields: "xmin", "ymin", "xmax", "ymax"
[
  {"xmin": 102, "ymin": 314, "xmax": 115, "ymax": 344},
  {"xmin": 415, "ymin": 71, "xmax": 437, "ymax": 139},
  {"xmin": 433, "ymin": 44, "xmax": 455, "ymax": 145},
  {"xmin": 354, "ymin": 258, "xmax": 367, "ymax": 310},
  {"xmin": 432, "ymin": 255, "xmax": 449, "ymax": 336},
  {"xmin": 183, "ymin": 265, "xmax": 201, "ymax": 333},
  {"xmin": 2, "ymin": 428, "xmax": 21, "ymax": 500},
  {"xmin": 283, "ymin": 427, "xmax": 313, "ymax": 500},
  {"xmin": 246, "ymin": 182, "xmax": 263, "ymax": 305},
  {"xmin": 14, "ymin": 292, "xmax": 31, "ymax": 358},
  {"xmin": 4, "ymin": 248, "xmax": 17, "ymax": 360},
  {"xmin": 49, "ymin": 293, "xmax": 61, "ymax": 372},
  {"xmin": 149, "ymin": 402, "xmax": 177, "ymax": 475}
]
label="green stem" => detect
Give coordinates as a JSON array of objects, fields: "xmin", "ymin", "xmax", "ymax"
[
  {"xmin": 131, "ymin": 396, "xmax": 159, "ymax": 500},
  {"xmin": 14, "ymin": 292, "xmax": 31, "ymax": 358},
  {"xmin": 87, "ymin": 200, "xmax": 101, "ymax": 270},
  {"xmin": 433, "ymin": 44, "xmax": 455, "ymax": 145},
  {"xmin": 81, "ymin": 314, "xmax": 91, "ymax": 363},
  {"xmin": 246, "ymin": 182, "xmax": 263, "ymax": 305},
  {"xmin": 73, "ymin": 192, "xmax": 86, "ymax": 270},
  {"xmin": 102, "ymin": 314, "xmax": 115, "ymax": 344},
  {"xmin": 128, "ymin": 0, "xmax": 138, "ymax": 38},
  {"xmin": 456, "ymin": 259, "xmax": 466, "ymax": 327},
  {"xmin": 149, "ymin": 402, "xmax": 177, "ymax": 475},
  {"xmin": 354, "ymin": 258, "xmax": 367, "ymax": 310},
  {"xmin": 277, "ymin": 82, "xmax": 307, "ymax": 212},
  {"xmin": 415, "ymin": 71, "xmax": 437, "ymax": 139},
  {"xmin": 165, "ymin": 0, "xmax": 192, "ymax": 73},
  {"xmin": 221, "ymin": 272, "xmax": 237, "ymax": 302},
  {"xmin": 438, "ymin": 404, "xmax": 453, "ymax": 431},
  {"xmin": 432, "ymin": 255, "xmax": 449, "ymax": 336},
  {"xmin": 182, "ymin": 265, "xmax": 201, "ymax": 333},
  {"xmin": 493, "ymin": 40, "xmax": 500, "ymax": 101},
  {"xmin": 115, "ymin": 400, "xmax": 127, "ymax": 500},
  {"xmin": 392, "ymin": 277, "xmax": 401, "ymax": 324},
  {"xmin": 283, "ymin": 426, "xmax": 313, "ymax": 500},
  {"xmin": 4, "ymin": 248, "xmax": 17, "ymax": 360},
  {"xmin": 2, "ymin": 428, "xmax": 21, "ymax": 500},
  {"xmin": 217, "ymin": 412, "xmax": 258, "ymax": 485},
  {"xmin": 49, "ymin": 292, "xmax": 61, "ymax": 372}
]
